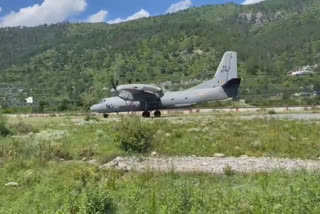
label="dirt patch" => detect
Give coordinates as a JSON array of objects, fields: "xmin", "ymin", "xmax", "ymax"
[{"xmin": 102, "ymin": 156, "xmax": 320, "ymax": 174}]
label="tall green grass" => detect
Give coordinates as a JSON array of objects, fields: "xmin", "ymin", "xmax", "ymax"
[
  {"xmin": 1, "ymin": 163, "xmax": 320, "ymax": 213},
  {"xmin": 1, "ymin": 114, "xmax": 320, "ymax": 212},
  {"xmin": 1, "ymin": 114, "xmax": 320, "ymax": 163}
]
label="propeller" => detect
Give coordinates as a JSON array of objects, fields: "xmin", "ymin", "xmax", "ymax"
[{"xmin": 111, "ymin": 78, "xmax": 119, "ymax": 91}]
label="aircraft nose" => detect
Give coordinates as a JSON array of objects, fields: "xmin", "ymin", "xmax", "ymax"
[{"xmin": 90, "ymin": 104, "xmax": 98, "ymax": 112}]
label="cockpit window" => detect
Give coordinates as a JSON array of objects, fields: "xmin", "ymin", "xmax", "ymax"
[{"xmin": 99, "ymin": 99, "xmax": 106, "ymax": 104}]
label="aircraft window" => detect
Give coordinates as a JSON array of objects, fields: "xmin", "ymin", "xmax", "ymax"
[
  {"xmin": 171, "ymin": 98, "xmax": 174, "ymax": 101},
  {"xmin": 185, "ymin": 97, "xmax": 188, "ymax": 100}
]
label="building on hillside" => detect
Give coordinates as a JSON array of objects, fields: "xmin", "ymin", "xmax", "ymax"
[
  {"xmin": 287, "ymin": 66, "xmax": 315, "ymax": 77},
  {"xmin": 313, "ymin": 90, "xmax": 320, "ymax": 96},
  {"xmin": 25, "ymin": 97, "xmax": 34, "ymax": 104},
  {"xmin": 0, "ymin": 86, "xmax": 29, "ymax": 107},
  {"xmin": 292, "ymin": 92, "xmax": 312, "ymax": 97}
]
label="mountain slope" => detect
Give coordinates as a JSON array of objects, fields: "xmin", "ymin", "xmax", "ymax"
[{"xmin": 0, "ymin": 0, "xmax": 320, "ymax": 107}]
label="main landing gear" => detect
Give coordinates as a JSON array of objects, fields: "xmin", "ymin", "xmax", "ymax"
[
  {"xmin": 154, "ymin": 110, "xmax": 161, "ymax": 118},
  {"xmin": 142, "ymin": 111, "xmax": 161, "ymax": 118},
  {"xmin": 103, "ymin": 113, "xmax": 109, "ymax": 118},
  {"xmin": 142, "ymin": 111, "xmax": 151, "ymax": 118}
]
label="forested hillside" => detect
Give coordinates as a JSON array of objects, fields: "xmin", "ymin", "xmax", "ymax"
[{"xmin": 1, "ymin": 0, "xmax": 320, "ymax": 109}]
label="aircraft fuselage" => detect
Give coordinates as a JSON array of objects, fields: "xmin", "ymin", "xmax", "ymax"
[{"xmin": 90, "ymin": 86, "xmax": 231, "ymax": 113}]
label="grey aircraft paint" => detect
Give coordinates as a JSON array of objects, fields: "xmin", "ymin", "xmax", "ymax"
[{"xmin": 90, "ymin": 51, "xmax": 241, "ymax": 116}]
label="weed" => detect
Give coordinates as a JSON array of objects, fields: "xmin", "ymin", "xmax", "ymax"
[
  {"xmin": 223, "ymin": 165, "xmax": 235, "ymax": 176},
  {"xmin": 80, "ymin": 147, "xmax": 95, "ymax": 159}
]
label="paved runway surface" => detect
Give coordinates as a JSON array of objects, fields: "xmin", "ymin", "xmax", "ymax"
[
  {"xmin": 5, "ymin": 106, "xmax": 320, "ymax": 118},
  {"xmin": 239, "ymin": 113, "xmax": 320, "ymax": 120}
]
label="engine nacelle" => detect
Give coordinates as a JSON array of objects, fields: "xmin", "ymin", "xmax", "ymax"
[{"xmin": 116, "ymin": 84, "xmax": 162, "ymax": 93}]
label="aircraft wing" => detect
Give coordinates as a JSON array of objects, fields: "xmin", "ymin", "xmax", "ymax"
[{"xmin": 118, "ymin": 87, "xmax": 163, "ymax": 101}]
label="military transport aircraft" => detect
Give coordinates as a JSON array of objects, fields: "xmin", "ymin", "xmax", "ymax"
[{"xmin": 90, "ymin": 51, "xmax": 241, "ymax": 118}]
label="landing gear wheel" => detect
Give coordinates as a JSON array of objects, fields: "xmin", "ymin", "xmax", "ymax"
[
  {"xmin": 103, "ymin": 113, "xmax": 109, "ymax": 118},
  {"xmin": 154, "ymin": 111, "xmax": 161, "ymax": 118},
  {"xmin": 142, "ymin": 111, "xmax": 150, "ymax": 118}
]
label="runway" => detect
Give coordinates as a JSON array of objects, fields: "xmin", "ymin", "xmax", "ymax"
[{"xmin": 5, "ymin": 105, "xmax": 320, "ymax": 118}]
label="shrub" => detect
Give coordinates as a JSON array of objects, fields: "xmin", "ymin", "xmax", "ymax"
[
  {"xmin": 59, "ymin": 181, "xmax": 115, "ymax": 214},
  {"xmin": 12, "ymin": 121, "xmax": 38, "ymax": 135},
  {"xmin": 85, "ymin": 187, "xmax": 115, "ymax": 214},
  {"xmin": 0, "ymin": 114, "xmax": 10, "ymax": 137},
  {"xmin": 114, "ymin": 116, "xmax": 154, "ymax": 153},
  {"xmin": 57, "ymin": 99, "xmax": 70, "ymax": 111},
  {"xmin": 85, "ymin": 114, "xmax": 99, "ymax": 121},
  {"xmin": 268, "ymin": 110, "xmax": 276, "ymax": 115},
  {"xmin": 81, "ymin": 148, "xmax": 95, "ymax": 159},
  {"xmin": 53, "ymin": 144, "xmax": 72, "ymax": 160}
]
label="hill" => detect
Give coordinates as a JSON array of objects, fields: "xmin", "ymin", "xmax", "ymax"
[{"xmin": 1, "ymin": 0, "xmax": 320, "ymax": 109}]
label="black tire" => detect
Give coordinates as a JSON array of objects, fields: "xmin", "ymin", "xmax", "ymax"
[
  {"xmin": 103, "ymin": 114, "xmax": 109, "ymax": 118},
  {"xmin": 154, "ymin": 111, "xmax": 161, "ymax": 118},
  {"xmin": 142, "ymin": 111, "xmax": 150, "ymax": 118}
]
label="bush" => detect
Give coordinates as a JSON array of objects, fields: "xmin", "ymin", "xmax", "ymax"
[
  {"xmin": 0, "ymin": 114, "xmax": 10, "ymax": 137},
  {"xmin": 268, "ymin": 110, "xmax": 276, "ymax": 115},
  {"xmin": 12, "ymin": 121, "xmax": 38, "ymax": 135},
  {"xmin": 114, "ymin": 116, "xmax": 154, "ymax": 153},
  {"xmin": 84, "ymin": 187, "xmax": 115, "ymax": 214},
  {"xmin": 85, "ymin": 114, "xmax": 99, "ymax": 121}
]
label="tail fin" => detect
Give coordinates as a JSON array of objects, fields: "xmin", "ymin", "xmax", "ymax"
[{"xmin": 191, "ymin": 51, "xmax": 237, "ymax": 89}]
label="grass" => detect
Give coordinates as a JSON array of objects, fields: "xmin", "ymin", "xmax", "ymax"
[
  {"xmin": 2, "ymin": 113, "xmax": 320, "ymax": 162},
  {"xmin": 151, "ymin": 114, "xmax": 320, "ymax": 159},
  {"xmin": 1, "ymin": 163, "xmax": 320, "ymax": 213},
  {"xmin": 1, "ymin": 113, "xmax": 320, "ymax": 212}
]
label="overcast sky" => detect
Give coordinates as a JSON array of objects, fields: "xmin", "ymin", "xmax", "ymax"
[{"xmin": 0, "ymin": 0, "xmax": 266, "ymax": 27}]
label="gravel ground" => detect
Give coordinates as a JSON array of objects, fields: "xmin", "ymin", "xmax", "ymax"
[{"xmin": 102, "ymin": 156, "xmax": 320, "ymax": 174}]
